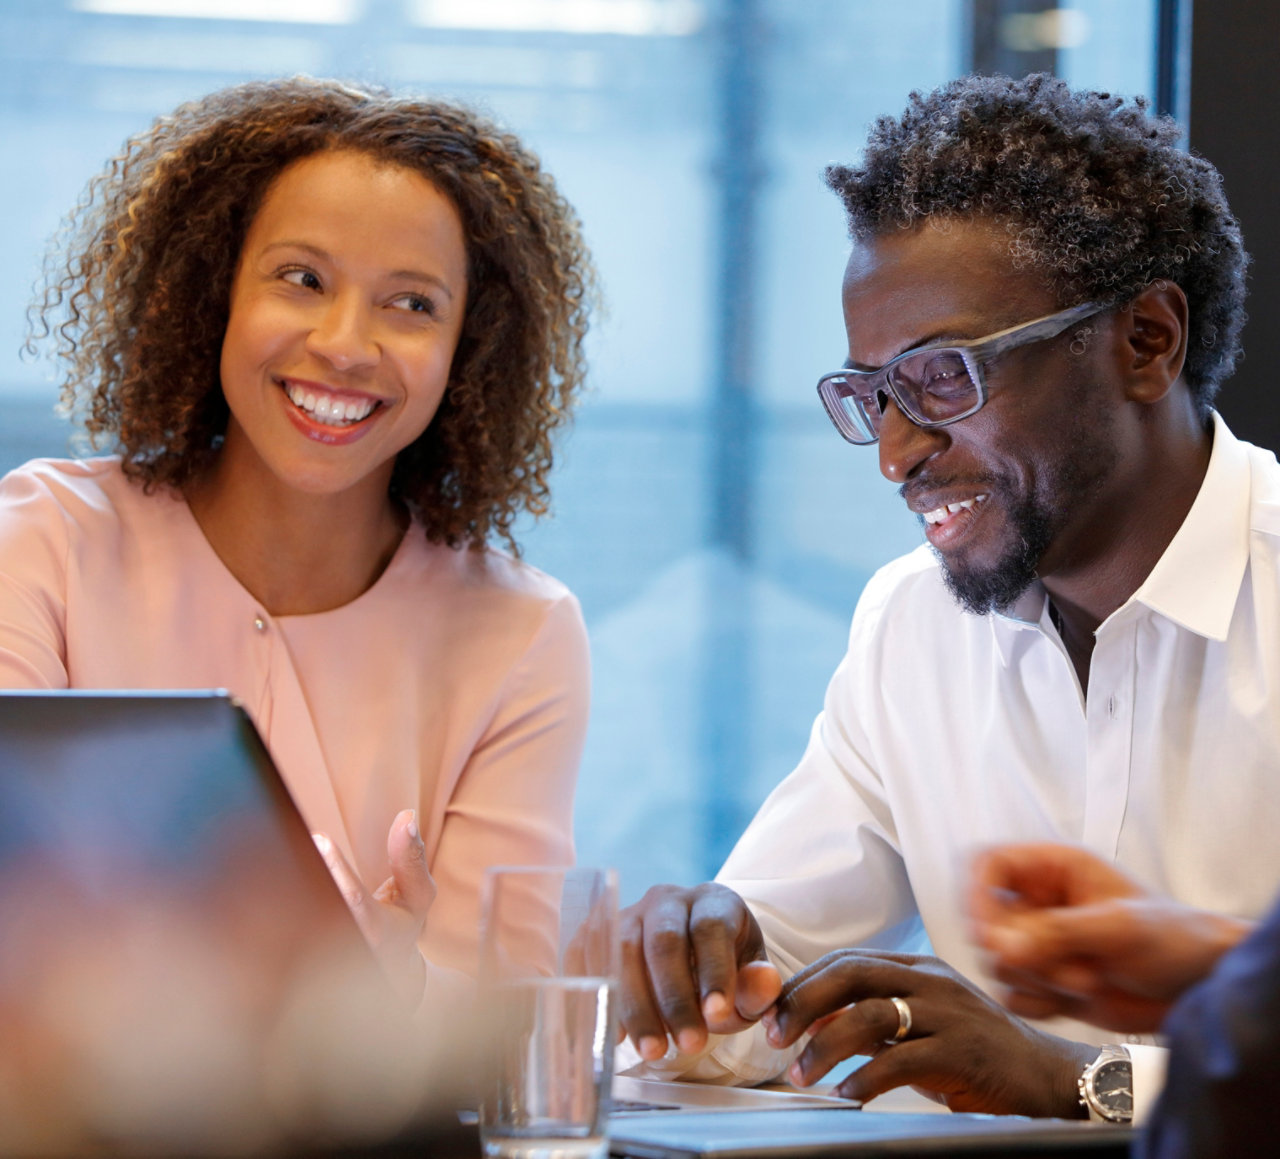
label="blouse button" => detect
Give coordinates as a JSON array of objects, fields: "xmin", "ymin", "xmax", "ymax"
[{"xmin": 253, "ymin": 615, "xmax": 268, "ymax": 634}]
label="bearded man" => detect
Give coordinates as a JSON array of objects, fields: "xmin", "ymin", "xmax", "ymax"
[{"xmin": 616, "ymin": 73, "xmax": 1278, "ymax": 1126}]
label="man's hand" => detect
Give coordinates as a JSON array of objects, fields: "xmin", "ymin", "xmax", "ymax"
[
  {"xmin": 763, "ymin": 950, "xmax": 1094, "ymax": 1117},
  {"xmin": 314, "ymin": 808, "xmax": 436, "ymax": 1005},
  {"xmin": 618, "ymin": 882, "xmax": 781, "ymax": 1061},
  {"xmin": 969, "ymin": 843, "xmax": 1252, "ymax": 1033}
]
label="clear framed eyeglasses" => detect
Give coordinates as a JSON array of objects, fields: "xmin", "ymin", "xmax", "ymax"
[{"xmin": 816, "ymin": 301, "xmax": 1108, "ymax": 446}]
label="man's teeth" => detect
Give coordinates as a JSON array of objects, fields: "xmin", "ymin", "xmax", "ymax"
[
  {"xmin": 923, "ymin": 495, "xmax": 986, "ymax": 525},
  {"xmin": 285, "ymin": 383, "xmax": 376, "ymax": 426}
]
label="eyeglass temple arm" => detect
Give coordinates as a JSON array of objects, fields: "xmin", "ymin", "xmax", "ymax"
[{"xmin": 961, "ymin": 303, "xmax": 1105, "ymax": 363}]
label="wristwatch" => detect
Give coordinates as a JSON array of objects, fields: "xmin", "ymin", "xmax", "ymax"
[{"xmin": 1078, "ymin": 1045, "xmax": 1134, "ymax": 1124}]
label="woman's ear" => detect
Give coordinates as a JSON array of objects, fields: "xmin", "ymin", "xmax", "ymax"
[{"xmin": 1121, "ymin": 280, "xmax": 1190, "ymax": 404}]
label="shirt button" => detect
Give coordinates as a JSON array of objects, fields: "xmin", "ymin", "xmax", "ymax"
[{"xmin": 253, "ymin": 615, "xmax": 268, "ymax": 634}]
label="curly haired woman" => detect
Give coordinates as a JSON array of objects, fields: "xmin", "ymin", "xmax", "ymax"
[{"xmin": 0, "ymin": 77, "xmax": 595, "ymax": 992}]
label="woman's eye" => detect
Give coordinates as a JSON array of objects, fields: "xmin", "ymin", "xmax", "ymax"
[
  {"xmin": 390, "ymin": 293, "xmax": 437, "ymax": 317},
  {"xmin": 282, "ymin": 268, "xmax": 322, "ymax": 291}
]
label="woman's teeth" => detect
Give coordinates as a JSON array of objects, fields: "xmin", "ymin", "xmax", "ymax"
[{"xmin": 285, "ymin": 383, "xmax": 376, "ymax": 426}]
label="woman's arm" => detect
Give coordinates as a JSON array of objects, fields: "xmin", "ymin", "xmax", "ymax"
[
  {"xmin": 422, "ymin": 591, "xmax": 590, "ymax": 976},
  {"xmin": 0, "ymin": 467, "xmax": 72, "ymax": 689}
]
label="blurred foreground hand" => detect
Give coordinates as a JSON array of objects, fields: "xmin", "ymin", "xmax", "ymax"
[{"xmin": 969, "ymin": 842, "xmax": 1253, "ymax": 1033}]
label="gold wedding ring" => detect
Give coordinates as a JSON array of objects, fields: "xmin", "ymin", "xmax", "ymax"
[{"xmin": 886, "ymin": 996, "xmax": 912, "ymax": 1044}]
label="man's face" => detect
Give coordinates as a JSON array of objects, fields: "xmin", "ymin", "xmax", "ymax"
[{"xmin": 842, "ymin": 218, "xmax": 1124, "ymax": 614}]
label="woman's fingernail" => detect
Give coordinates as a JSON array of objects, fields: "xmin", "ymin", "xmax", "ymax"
[
  {"xmin": 789, "ymin": 1061, "xmax": 805, "ymax": 1085},
  {"xmin": 406, "ymin": 810, "xmax": 420, "ymax": 842}
]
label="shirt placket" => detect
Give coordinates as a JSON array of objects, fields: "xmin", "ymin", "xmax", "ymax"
[
  {"xmin": 1081, "ymin": 613, "xmax": 1139, "ymax": 857},
  {"xmin": 248, "ymin": 607, "xmax": 275, "ymax": 733}
]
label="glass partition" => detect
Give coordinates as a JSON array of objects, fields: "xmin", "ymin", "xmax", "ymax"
[{"xmin": 0, "ymin": 0, "xmax": 1160, "ymax": 899}]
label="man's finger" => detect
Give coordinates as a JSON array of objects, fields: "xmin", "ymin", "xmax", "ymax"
[
  {"xmin": 733, "ymin": 959, "xmax": 782, "ymax": 1021},
  {"xmin": 644, "ymin": 913, "xmax": 709, "ymax": 1053},
  {"xmin": 688, "ymin": 887, "xmax": 767, "ymax": 1032},
  {"xmin": 618, "ymin": 923, "xmax": 671, "ymax": 1059},
  {"xmin": 789, "ymin": 997, "xmax": 904, "ymax": 1086},
  {"xmin": 833, "ymin": 1039, "xmax": 934, "ymax": 1105},
  {"xmin": 772, "ymin": 953, "xmax": 917, "ymax": 1048}
]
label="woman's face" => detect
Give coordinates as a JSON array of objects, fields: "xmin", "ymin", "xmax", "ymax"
[{"xmin": 218, "ymin": 148, "xmax": 469, "ymax": 505}]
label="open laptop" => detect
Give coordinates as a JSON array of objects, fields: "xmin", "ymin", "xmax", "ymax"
[
  {"xmin": 609, "ymin": 1065, "xmax": 1134, "ymax": 1157},
  {"xmin": 608, "ymin": 1104, "xmax": 1134, "ymax": 1158},
  {"xmin": 0, "ymin": 689, "xmax": 457, "ymax": 1154},
  {"xmin": 0, "ymin": 688, "xmax": 354, "ymax": 943}
]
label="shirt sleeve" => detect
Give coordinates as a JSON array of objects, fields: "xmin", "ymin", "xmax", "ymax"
[
  {"xmin": 623, "ymin": 585, "xmax": 925, "ymax": 1085},
  {"xmin": 0, "ymin": 468, "xmax": 71, "ymax": 689},
  {"xmin": 419, "ymin": 591, "xmax": 591, "ymax": 976},
  {"xmin": 1125, "ymin": 1044, "xmax": 1168, "ymax": 1126}
]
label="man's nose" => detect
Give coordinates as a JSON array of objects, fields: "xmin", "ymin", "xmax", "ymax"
[
  {"xmin": 306, "ymin": 294, "xmax": 379, "ymax": 372},
  {"xmin": 877, "ymin": 398, "xmax": 947, "ymax": 483}
]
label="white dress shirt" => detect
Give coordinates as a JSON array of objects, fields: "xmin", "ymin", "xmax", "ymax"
[{"xmin": 626, "ymin": 414, "xmax": 1280, "ymax": 1119}]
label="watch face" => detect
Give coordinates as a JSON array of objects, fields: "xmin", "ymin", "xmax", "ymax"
[{"xmin": 1091, "ymin": 1060, "xmax": 1134, "ymax": 1121}]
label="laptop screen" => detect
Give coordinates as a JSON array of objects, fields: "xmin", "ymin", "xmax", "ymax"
[{"xmin": 0, "ymin": 689, "xmax": 422, "ymax": 1153}]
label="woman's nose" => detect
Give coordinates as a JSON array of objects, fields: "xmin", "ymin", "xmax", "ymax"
[{"xmin": 305, "ymin": 294, "xmax": 379, "ymax": 372}]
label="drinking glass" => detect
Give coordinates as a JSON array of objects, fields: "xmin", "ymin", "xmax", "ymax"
[{"xmin": 478, "ymin": 866, "xmax": 619, "ymax": 1159}]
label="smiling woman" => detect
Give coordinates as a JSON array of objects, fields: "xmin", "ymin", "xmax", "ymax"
[
  {"xmin": 0, "ymin": 77, "xmax": 594, "ymax": 993},
  {"xmin": 201, "ymin": 149, "xmax": 473, "ymax": 613}
]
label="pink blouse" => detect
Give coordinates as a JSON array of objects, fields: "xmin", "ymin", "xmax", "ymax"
[{"xmin": 0, "ymin": 457, "xmax": 590, "ymax": 974}]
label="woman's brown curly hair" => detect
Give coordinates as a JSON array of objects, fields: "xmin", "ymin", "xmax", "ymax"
[{"xmin": 32, "ymin": 76, "xmax": 595, "ymax": 552}]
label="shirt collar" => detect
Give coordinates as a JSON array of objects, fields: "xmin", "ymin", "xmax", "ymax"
[
  {"xmin": 989, "ymin": 410, "xmax": 1251, "ymax": 657},
  {"xmin": 1128, "ymin": 411, "xmax": 1251, "ymax": 642}
]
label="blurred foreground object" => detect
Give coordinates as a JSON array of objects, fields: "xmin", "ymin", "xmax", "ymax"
[{"xmin": 0, "ymin": 691, "xmax": 483, "ymax": 1155}]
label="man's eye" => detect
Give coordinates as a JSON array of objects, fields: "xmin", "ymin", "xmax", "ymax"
[{"xmin": 918, "ymin": 354, "xmax": 972, "ymax": 394}]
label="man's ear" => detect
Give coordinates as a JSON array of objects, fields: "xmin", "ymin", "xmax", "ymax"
[{"xmin": 1120, "ymin": 280, "xmax": 1189, "ymax": 404}]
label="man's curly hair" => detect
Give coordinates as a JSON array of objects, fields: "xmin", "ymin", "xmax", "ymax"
[
  {"xmin": 33, "ymin": 76, "xmax": 594, "ymax": 552},
  {"xmin": 825, "ymin": 73, "xmax": 1248, "ymax": 413}
]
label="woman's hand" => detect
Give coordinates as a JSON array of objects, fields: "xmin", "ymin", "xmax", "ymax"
[{"xmin": 313, "ymin": 808, "xmax": 436, "ymax": 1005}]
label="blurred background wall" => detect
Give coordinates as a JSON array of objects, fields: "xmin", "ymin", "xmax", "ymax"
[{"xmin": 0, "ymin": 1, "xmax": 1186, "ymax": 900}]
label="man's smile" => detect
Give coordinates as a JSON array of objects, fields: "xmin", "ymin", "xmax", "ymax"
[{"xmin": 921, "ymin": 494, "xmax": 988, "ymax": 526}]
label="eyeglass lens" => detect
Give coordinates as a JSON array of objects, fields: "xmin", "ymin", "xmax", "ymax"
[{"xmin": 826, "ymin": 348, "xmax": 981, "ymax": 441}]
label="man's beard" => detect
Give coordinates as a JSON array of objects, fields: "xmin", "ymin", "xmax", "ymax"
[
  {"xmin": 937, "ymin": 487, "xmax": 1054, "ymax": 614},
  {"xmin": 929, "ymin": 412, "xmax": 1118, "ymax": 616}
]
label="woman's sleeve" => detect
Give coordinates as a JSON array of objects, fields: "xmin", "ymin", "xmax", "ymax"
[
  {"xmin": 0, "ymin": 470, "xmax": 71, "ymax": 689},
  {"xmin": 420, "ymin": 591, "xmax": 591, "ymax": 975}
]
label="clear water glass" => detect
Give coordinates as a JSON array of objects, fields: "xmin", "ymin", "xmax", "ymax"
[{"xmin": 478, "ymin": 866, "xmax": 618, "ymax": 1159}]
